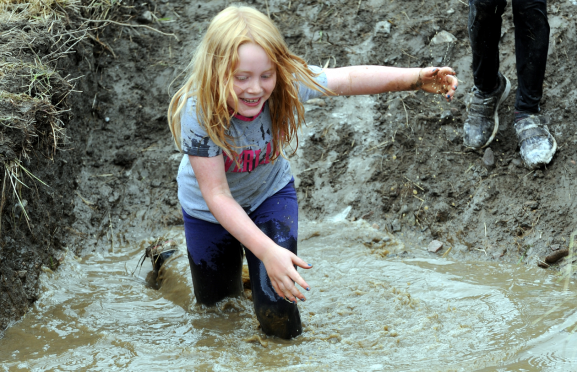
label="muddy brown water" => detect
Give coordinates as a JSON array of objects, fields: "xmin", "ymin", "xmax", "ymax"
[{"xmin": 1, "ymin": 218, "xmax": 576, "ymax": 371}]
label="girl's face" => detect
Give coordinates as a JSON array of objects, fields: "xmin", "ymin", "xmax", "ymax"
[{"xmin": 227, "ymin": 42, "xmax": 277, "ymax": 117}]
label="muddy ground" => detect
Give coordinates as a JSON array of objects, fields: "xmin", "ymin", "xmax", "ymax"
[{"xmin": 1, "ymin": 0, "xmax": 576, "ymax": 336}]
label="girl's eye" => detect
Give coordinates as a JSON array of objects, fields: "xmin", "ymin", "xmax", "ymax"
[
  {"xmin": 261, "ymin": 75, "xmax": 271, "ymax": 79},
  {"xmin": 236, "ymin": 76, "xmax": 248, "ymax": 81}
]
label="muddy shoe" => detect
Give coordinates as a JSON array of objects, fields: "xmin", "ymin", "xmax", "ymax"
[
  {"xmin": 463, "ymin": 73, "xmax": 511, "ymax": 149},
  {"xmin": 146, "ymin": 240, "xmax": 177, "ymax": 272},
  {"xmin": 515, "ymin": 115, "xmax": 557, "ymax": 169}
]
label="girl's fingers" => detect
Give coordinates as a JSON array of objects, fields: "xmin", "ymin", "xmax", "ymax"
[
  {"xmin": 271, "ymin": 279, "xmax": 284, "ymax": 298},
  {"xmin": 288, "ymin": 266, "xmax": 310, "ymax": 292},
  {"xmin": 449, "ymin": 74, "xmax": 458, "ymax": 90},
  {"xmin": 278, "ymin": 280, "xmax": 299, "ymax": 303},
  {"xmin": 422, "ymin": 67, "xmax": 438, "ymax": 78},
  {"xmin": 292, "ymin": 255, "xmax": 313, "ymax": 270},
  {"xmin": 286, "ymin": 279, "xmax": 304, "ymax": 301},
  {"xmin": 276, "ymin": 269, "xmax": 309, "ymax": 302},
  {"xmin": 445, "ymin": 75, "xmax": 458, "ymax": 101}
]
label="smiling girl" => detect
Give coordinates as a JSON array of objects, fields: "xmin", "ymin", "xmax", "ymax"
[{"xmin": 167, "ymin": 5, "xmax": 457, "ymax": 339}]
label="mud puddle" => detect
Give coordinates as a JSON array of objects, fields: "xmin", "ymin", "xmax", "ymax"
[{"xmin": 1, "ymin": 218, "xmax": 576, "ymax": 371}]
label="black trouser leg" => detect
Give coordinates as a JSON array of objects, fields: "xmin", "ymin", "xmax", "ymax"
[
  {"xmin": 187, "ymin": 246, "xmax": 243, "ymax": 306},
  {"xmin": 512, "ymin": 0, "xmax": 549, "ymax": 113},
  {"xmin": 245, "ymin": 181, "xmax": 302, "ymax": 339},
  {"xmin": 244, "ymin": 227, "xmax": 302, "ymax": 340},
  {"xmin": 468, "ymin": 0, "xmax": 507, "ymax": 93}
]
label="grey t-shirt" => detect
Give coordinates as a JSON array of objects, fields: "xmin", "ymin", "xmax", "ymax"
[{"xmin": 177, "ymin": 66, "xmax": 328, "ymax": 223}]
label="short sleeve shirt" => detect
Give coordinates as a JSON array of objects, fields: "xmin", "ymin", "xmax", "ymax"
[{"xmin": 177, "ymin": 66, "xmax": 328, "ymax": 223}]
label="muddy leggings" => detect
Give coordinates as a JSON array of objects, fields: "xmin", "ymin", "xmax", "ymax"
[
  {"xmin": 182, "ymin": 179, "xmax": 301, "ymax": 339},
  {"xmin": 468, "ymin": 0, "xmax": 549, "ymax": 113}
]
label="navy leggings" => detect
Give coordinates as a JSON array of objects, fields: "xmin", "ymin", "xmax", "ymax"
[
  {"xmin": 468, "ymin": 0, "xmax": 549, "ymax": 113},
  {"xmin": 182, "ymin": 179, "xmax": 301, "ymax": 339}
]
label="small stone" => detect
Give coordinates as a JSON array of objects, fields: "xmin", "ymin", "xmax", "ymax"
[
  {"xmin": 524, "ymin": 200, "xmax": 539, "ymax": 210},
  {"xmin": 483, "ymin": 147, "xmax": 495, "ymax": 169},
  {"xmin": 550, "ymin": 244, "xmax": 560, "ymax": 251},
  {"xmin": 138, "ymin": 10, "xmax": 154, "ymax": 24},
  {"xmin": 372, "ymin": 223, "xmax": 380, "ymax": 229},
  {"xmin": 374, "ymin": 21, "xmax": 391, "ymax": 36},
  {"xmin": 151, "ymin": 180, "xmax": 162, "ymax": 188},
  {"xmin": 392, "ymin": 219, "xmax": 402, "ymax": 232},
  {"xmin": 17, "ymin": 270, "xmax": 27, "ymax": 278},
  {"xmin": 105, "ymin": 117, "xmax": 110, "ymax": 123},
  {"xmin": 428, "ymin": 240, "xmax": 443, "ymax": 253},
  {"xmin": 544, "ymin": 249, "xmax": 569, "ymax": 264},
  {"xmin": 511, "ymin": 158, "xmax": 522, "ymax": 167},
  {"xmin": 447, "ymin": 8, "xmax": 455, "ymax": 14},
  {"xmin": 430, "ymin": 30, "xmax": 458, "ymax": 45}
]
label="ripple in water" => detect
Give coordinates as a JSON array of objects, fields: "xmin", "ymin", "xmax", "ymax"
[{"xmin": 1, "ymin": 220, "xmax": 576, "ymax": 371}]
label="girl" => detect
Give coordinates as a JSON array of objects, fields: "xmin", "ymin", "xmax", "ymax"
[{"xmin": 167, "ymin": 5, "xmax": 457, "ymax": 339}]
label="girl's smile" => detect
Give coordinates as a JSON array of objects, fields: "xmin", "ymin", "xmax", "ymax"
[
  {"xmin": 227, "ymin": 42, "xmax": 276, "ymax": 117},
  {"xmin": 239, "ymin": 97, "xmax": 261, "ymax": 107}
]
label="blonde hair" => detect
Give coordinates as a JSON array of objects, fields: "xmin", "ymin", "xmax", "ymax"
[{"xmin": 167, "ymin": 5, "xmax": 327, "ymax": 161}]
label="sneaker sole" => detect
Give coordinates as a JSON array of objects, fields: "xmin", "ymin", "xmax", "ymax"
[
  {"xmin": 523, "ymin": 131, "xmax": 558, "ymax": 169},
  {"xmin": 481, "ymin": 76, "xmax": 511, "ymax": 149}
]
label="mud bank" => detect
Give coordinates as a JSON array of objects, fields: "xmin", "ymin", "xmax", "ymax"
[
  {"xmin": 1, "ymin": 0, "xmax": 576, "ymax": 335},
  {"xmin": 0, "ymin": 14, "xmax": 79, "ymax": 334}
]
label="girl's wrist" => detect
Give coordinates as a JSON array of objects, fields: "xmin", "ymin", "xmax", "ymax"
[{"xmin": 411, "ymin": 68, "xmax": 423, "ymax": 91}]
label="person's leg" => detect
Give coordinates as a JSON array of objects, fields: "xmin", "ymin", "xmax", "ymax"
[
  {"xmin": 510, "ymin": 0, "xmax": 556, "ymax": 169},
  {"xmin": 182, "ymin": 209, "xmax": 244, "ymax": 306},
  {"xmin": 511, "ymin": 0, "xmax": 549, "ymax": 113},
  {"xmin": 245, "ymin": 179, "xmax": 302, "ymax": 339},
  {"xmin": 468, "ymin": 0, "xmax": 507, "ymax": 93},
  {"xmin": 464, "ymin": 0, "xmax": 511, "ymax": 150}
]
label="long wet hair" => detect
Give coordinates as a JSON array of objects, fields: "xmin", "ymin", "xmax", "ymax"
[{"xmin": 167, "ymin": 5, "xmax": 327, "ymax": 161}]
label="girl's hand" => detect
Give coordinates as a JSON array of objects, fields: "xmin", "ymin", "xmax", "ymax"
[
  {"xmin": 416, "ymin": 67, "xmax": 458, "ymax": 102},
  {"xmin": 260, "ymin": 244, "xmax": 312, "ymax": 303}
]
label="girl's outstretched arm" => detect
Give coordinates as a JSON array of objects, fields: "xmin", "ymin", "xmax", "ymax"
[
  {"xmin": 324, "ymin": 66, "xmax": 458, "ymax": 101},
  {"xmin": 189, "ymin": 155, "xmax": 311, "ymax": 303}
]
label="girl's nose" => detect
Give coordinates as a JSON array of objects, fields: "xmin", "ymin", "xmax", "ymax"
[{"xmin": 247, "ymin": 79, "xmax": 263, "ymax": 94}]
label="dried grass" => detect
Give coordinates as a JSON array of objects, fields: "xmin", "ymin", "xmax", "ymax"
[
  {"xmin": 0, "ymin": 0, "xmax": 80, "ymax": 22},
  {"xmin": 0, "ymin": 0, "xmax": 81, "ymax": 237}
]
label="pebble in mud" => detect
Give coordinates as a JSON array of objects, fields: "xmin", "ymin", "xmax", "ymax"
[
  {"xmin": 391, "ymin": 219, "xmax": 402, "ymax": 232},
  {"xmin": 137, "ymin": 11, "xmax": 154, "ymax": 24},
  {"xmin": 483, "ymin": 148, "xmax": 495, "ymax": 169},
  {"xmin": 374, "ymin": 21, "xmax": 391, "ymax": 36},
  {"xmin": 428, "ymin": 240, "xmax": 444, "ymax": 253},
  {"xmin": 430, "ymin": 30, "xmax": 458, "ymax": 45}
]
